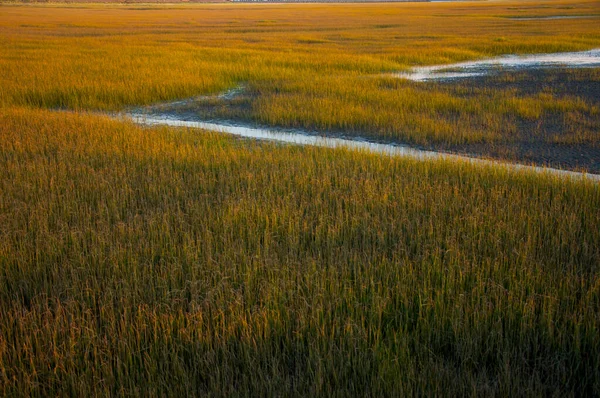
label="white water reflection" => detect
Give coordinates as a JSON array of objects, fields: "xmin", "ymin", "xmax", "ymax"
[
  {"xmin": 395, "ymin": 48, "xmax": 600, "ymax": 81},
  {"xmin": 508, "ymin": 15, "xmax": 600, "ymax": 20},
  {"xmin": 125, "ymin": 112, "xmax": 600, "ymax": 182}
]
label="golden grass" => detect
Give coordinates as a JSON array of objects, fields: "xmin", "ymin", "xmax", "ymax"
[
  {"xmin": 1, "ymin": 0, "xmax": 600, "ymax": 144},
  {"xmin": 1, "ymin": 1, "xmax": 600, "ymax": 395},
  {"xmin": 1, "ymin": 107, "xmax": 599, "ymax": 395}
]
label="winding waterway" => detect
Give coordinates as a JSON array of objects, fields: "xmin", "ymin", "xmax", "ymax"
[
  {"xmin": 121, "ymin": 48, "xmax": 600, "ymax": 182},
  {"xmin": 125, "ymin": 112, "xmax": 600, "ymax": 182}
]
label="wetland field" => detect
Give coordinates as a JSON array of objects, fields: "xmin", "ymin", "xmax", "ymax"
[{"xmin": 1, "ymin": 0, "xmax": 600, "ymax": 395}]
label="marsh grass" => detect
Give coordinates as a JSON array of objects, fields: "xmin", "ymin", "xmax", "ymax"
[
  {"xmin": 1, "ymin": 107, "xmax": 599, "ymax": 396},
  {"xmin": 1, "ymin": 0, "xmax": 600, "ymax": 395},
  {"xmin": 1, "ymin": 0, "xmax": 600, "ymax": 147}
]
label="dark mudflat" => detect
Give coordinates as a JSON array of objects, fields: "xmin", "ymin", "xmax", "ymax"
[{"xmin": 425, "ymin": 69, "xmax": 600, "ymax": 173}]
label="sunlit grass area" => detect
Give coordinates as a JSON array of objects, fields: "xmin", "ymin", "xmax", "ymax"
[
  {"xmin": 1, "ymin": 0, "xmax": 600, "ymax": 145},
  {"xmin": 1, "ymin": 0, "xmax": 600, "ymax": 395}
]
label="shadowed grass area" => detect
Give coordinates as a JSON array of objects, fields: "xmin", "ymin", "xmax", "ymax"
[{"xmin": 1, "ymin": 108, "xmax": 599, "ymax": 395}]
